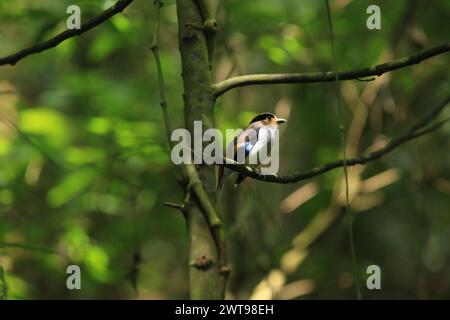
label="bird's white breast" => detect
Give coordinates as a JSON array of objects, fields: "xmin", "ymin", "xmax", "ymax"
[{"xmin": 248, "ymin": 127, "xmax": 277, "ymax": 165}]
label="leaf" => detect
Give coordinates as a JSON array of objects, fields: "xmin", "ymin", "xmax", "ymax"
[{"xmin": 47, "ymin": 169, "xmax": 94, "ymax": 207}]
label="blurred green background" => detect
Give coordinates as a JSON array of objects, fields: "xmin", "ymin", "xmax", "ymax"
[{"xmin": 0, "ymin": 0, "xmax": 449, "ymax": 299}]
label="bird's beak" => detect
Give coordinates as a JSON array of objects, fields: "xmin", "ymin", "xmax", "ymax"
[{"xmin": 276, "ymin": 118, "xmax": 287, "ymax": 124}]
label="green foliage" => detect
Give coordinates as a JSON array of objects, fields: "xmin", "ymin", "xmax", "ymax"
[{"xmin": 0, "ymin": 266, "xmax": 7, "ymax": 300}]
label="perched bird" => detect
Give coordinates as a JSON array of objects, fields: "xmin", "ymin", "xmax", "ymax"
[{"xmin": 217, "ymin": 112, "xmax": 287, "ymax": 191}]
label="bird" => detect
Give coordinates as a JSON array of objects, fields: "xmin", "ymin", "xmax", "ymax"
[{"xmin": 217, "ymin": 112, "xmax": 287, "ymax": 191}]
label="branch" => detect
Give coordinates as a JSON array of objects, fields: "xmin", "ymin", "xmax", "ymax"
[
  {"xmin": 150, "ymin": 0, "xmax": 173, "ymax": 148},
  {"xmin": 150, "ymin": 1, "xmax": 221, "ymax": 229},
  {"xmin": 222, "ymin": 96, "xmax": 450, "ymax": 184},
  {"xmin": 185, "ymin": 163, "xmax": 221, "ymax": 227},
  {"xmin": 163, "ymin": 201, "xmax": 184, "ymax": 210},
  {"xmin": 212, "ymin": 43, "xmax": 450, "ymax": 98},
  {"xmin": 0, "ymin": 242, "xmax": 56, "ymax": 255},
  {"xmin": 0, "ymin": 0, "xmax": 134, "ymax": 67}
]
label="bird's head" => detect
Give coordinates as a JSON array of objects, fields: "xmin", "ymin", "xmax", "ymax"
[{"xmin": 248, "ymin": 112, "xmax": 287, "ymax": 129}]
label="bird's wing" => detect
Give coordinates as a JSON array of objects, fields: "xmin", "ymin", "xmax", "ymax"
[
  {"xmin": 248, "ymin": 129, "xmax": 272, "ymax": 164},
  {"xmin": 217, "ymin": 127, "xmax": 260, "ymax": 191},
  {"xmin": 233, "ymin": 127, "xmax": 260, "ymax": 162}
]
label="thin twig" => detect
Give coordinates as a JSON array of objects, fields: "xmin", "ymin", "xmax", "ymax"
[
  {"xmin": 212, "ymin": 43, "xmax": 450, "ymax": 98},
  {"xmin": 164, "ymin": 201, "xmax": 184, "ymax": 210},
  {"xmin": 0, "ymin": 0, "xmax": 135, "ymax": 67},
  {"xmin": 0, "ymin": 112, "xmax": 66, "ymax": 172},
  {"xmin": 150, "ymin": 0, "xmax": 173, "ymax": 149},
  {"xmin": 324, "ymin": 0, "xmax": 361, "ymax": 300},
  {"xmin": 0, "ymin": 242, "xmax": 56, "ymax": 255},
  {"xmin": 0, "ymin": 90, "xmax": 17, "ymax": 95},
  {"xmin": 222, "ymin": 96, "xmax": 450, "ymax": 184}
]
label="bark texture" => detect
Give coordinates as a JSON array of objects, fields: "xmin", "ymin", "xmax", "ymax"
[{"xmin": 176, "ymin": 0, "xmax": 222, "ymax": 299}]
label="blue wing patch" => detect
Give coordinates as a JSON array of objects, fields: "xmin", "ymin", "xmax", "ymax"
[{"xmin": 244, "ymin": 142, "xmax": 254, "ymax": 155}]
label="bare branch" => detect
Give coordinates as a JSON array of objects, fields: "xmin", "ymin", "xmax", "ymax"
[
  {"xmin": 0, "ymin": 0, "xmax": 134, "ymax": 67},
  {"xmin": 150, "ymin": 0, "xmax": 173, "ymax": 148},
  {"xmin": 163, "ymin": 202, "xmax": 184, "ymax": 210},
  {"xmin": 212, "ymin": 43, "xmax": 450, "ymax": 98},
  {"xmin": 222, "ymin": 96, "xmax": 450, "ymax": 184}
]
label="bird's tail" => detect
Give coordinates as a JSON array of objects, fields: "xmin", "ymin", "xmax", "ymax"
[
  {"xmin": 217, "ymin": 166, "xmax": 230, "ymax": 192},
  {"xmin": 234, "ymin": 173, "xmax": 247, "ymax": 187}
]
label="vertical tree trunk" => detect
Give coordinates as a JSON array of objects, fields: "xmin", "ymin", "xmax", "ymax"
[{"xmin": 176, "ymin": 0, "xmax": 221, "ymax": 299}]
